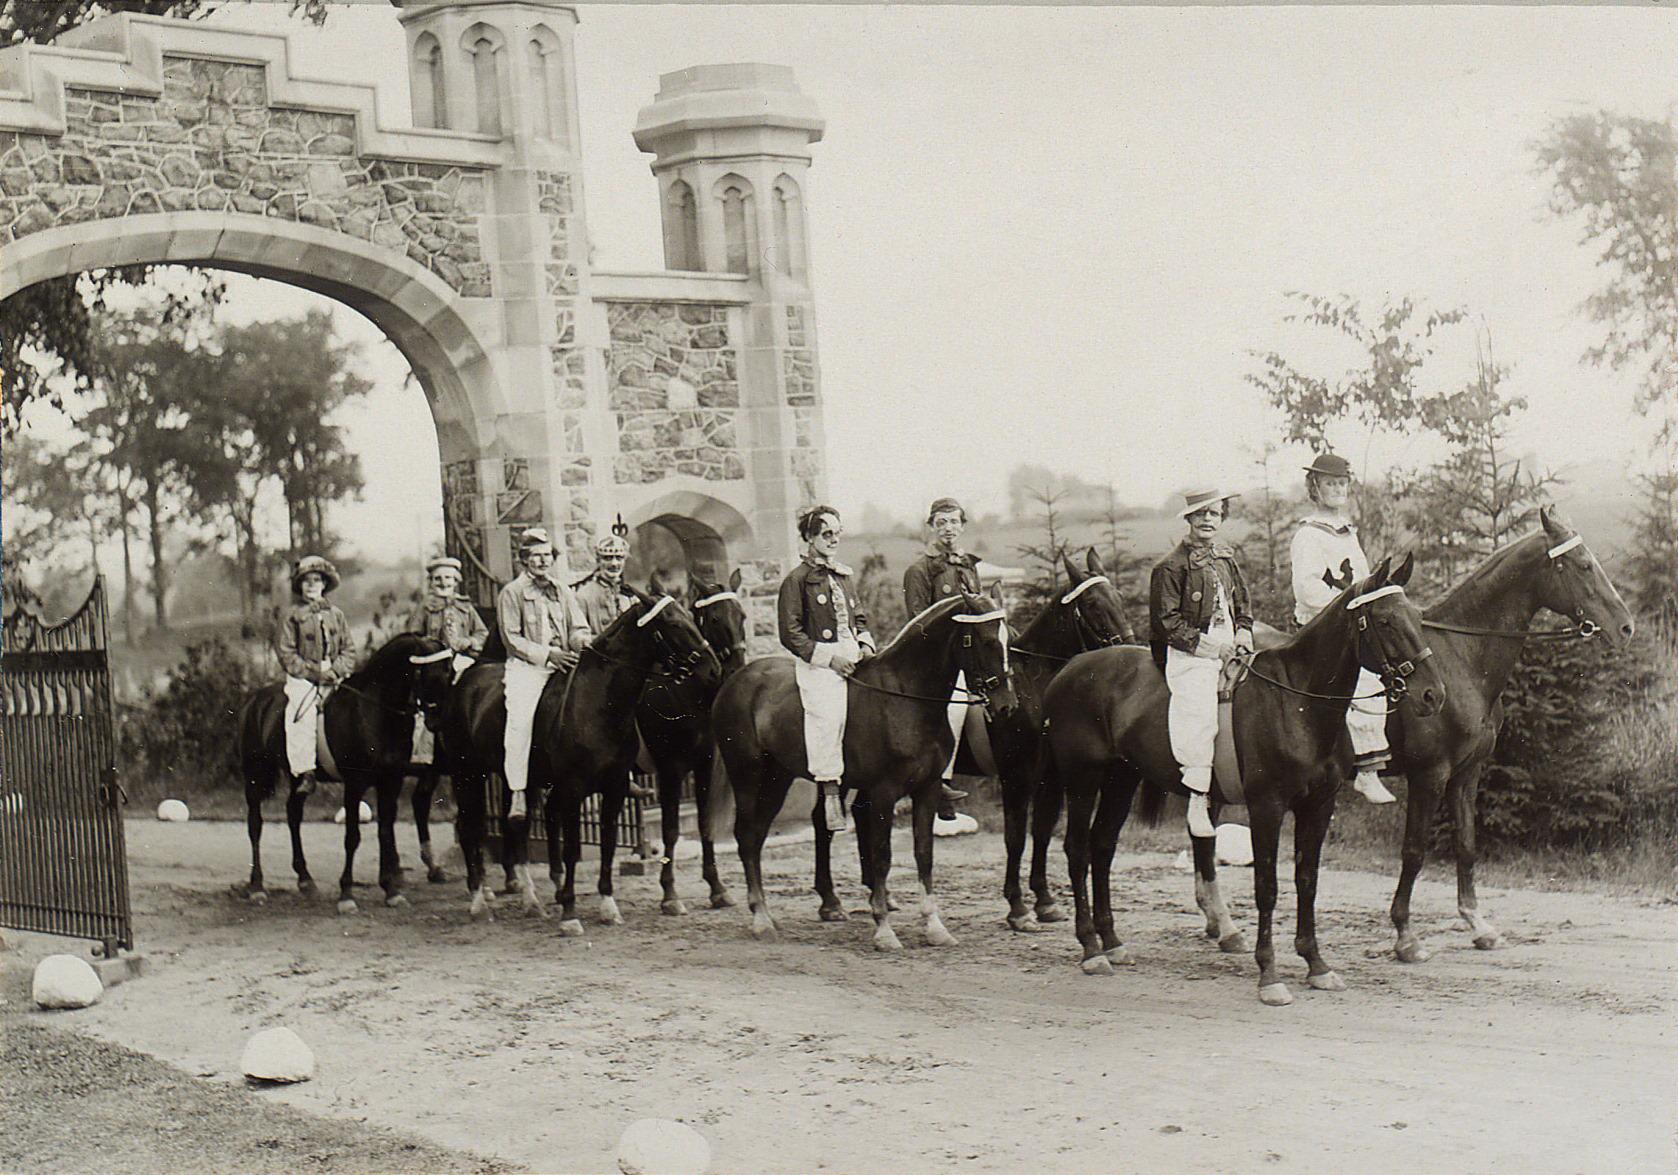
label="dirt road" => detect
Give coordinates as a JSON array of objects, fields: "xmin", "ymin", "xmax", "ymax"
[{"xmin": 6, "ymin": 818, "xmax": 1673, "ymax": 1174}]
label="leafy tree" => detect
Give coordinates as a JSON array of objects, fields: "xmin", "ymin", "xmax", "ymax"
[
  {"xmin": 1096, "ymin": 484, "xmax": 1151, "ymax": 635},
  {"xmin": 1621, "ymin": 469, "xmax": 1678, "ymax": 621},
  {"xmin": 1234, "ymin": 445, "xmax": 1302, "ymax": 627},
  {"xmin": 1010, "ymin": 482, "xmax": 1071, "ymax": 627},
  {"xmin": 1534, "ymin": 112, "xmax": 1678, "ymax": 434},
  {"xmin": 0, "ymin": 433, "xmax": 111, "ymax": 618},
  {"xmin": 855, "ymin": 550, "xmax": 907, "ymax": 640}
]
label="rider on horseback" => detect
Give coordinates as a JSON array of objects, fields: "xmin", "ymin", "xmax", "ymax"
[
  {"xmin": 277, "ymin": 555, "xmax": 356, "ymax": 798},
  {"xmin": 403, "ymin": 554, "xmax": 487, "ymax": 679},
  {"xmin": 496, "ymin": 527, "xmax": 592, "ymax": 820},
  {"xmin": 902, "ymin": 496, "xmax": 980, "ymax": 827},
  {"xmin": 1290, "ymin": 453, "xmax": 1397, "ymax": 805},
  {"xmin": 1149, "ymin": 489, "xmax": 1255, "ymax": 839},
  {"xmin": 572, "ymin": 516, "xmax": 636, "ymax": 635},
  {"xmin": 778, "ymin": 506, "xmax": 876, "ymax": 830}
]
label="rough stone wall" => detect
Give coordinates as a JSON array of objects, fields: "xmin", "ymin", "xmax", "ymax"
[
  {"xmin": 539, "ymin": 169, "xmax": 594, "ymax": 566},
  {"xmin": 607, "ymin": 302, "xmax": 744, "ymax": 485},
  {"xmin": 0, "ymin": 57, "xmax": 492, "ymax": 295}
]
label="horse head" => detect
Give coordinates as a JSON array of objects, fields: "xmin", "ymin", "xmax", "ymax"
[
  {"xmin": 1535, "ymin": 506, "xmax": 1636, "ymax": 650},
  {"xmin": 953, "ymin": 591, "xmax": 1017, "ymax": 719},
  {"xmin": 690, "ymin": 567, "xmax": 749, "ymax": 677},
  {"xmin": 624, "ymin": 584, "xmax": 722, "ymax": 691},
  {"xmin": 1346, "ymin": 553, "xmax": 1445, "ymax": 718},
  {"xmin": 1056, "ymin": 547, "xmax": 1135, "ymax": 648},
  {"xmin": 401, "ymin": 635, "xmax": 456, "ymax": 719}
]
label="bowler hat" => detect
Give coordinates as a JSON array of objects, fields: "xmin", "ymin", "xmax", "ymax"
[{"xmin": 1303, "ymin": 453, "xmax": 1354, "ymax": 479}]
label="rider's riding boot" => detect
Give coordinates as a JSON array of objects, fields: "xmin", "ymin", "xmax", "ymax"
[
  {"xmin": 1352, "ymin": 769, "xmax": 1397, "ymax": 805},
  {"xmin": 940, "ymin": 782, "xmax": 969, "ymax": 803},
  {"xmin": 294, "ymin": 771, "xmax": 318, "ymax": 798},
  {"xmin": 820, "ymin": 781, "xmax": 847, "ymax": 831},
  {"xmin": 508, "ymin": 789, "xmax": 528, "ymax": 820},
  {"xmin": 1183, "ymin": 767, "xmax": 1215, "ymax": 838}
]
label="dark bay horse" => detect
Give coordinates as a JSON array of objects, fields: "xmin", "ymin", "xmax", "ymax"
[
  {"xmin": 712, "ymin": 592, "xmax": 1017, "ymax": 951},
  {"xmin": 235, "ymin": 632, "xmax": 455, "ymax": 913},
  {"xmin": 994, "ymin": 548, "xmax": 1135, "ymax": 931},
  {"xmin": 637, "ymin": 569, "xmax": 750, "ymax": 915},
  {"xmin": 1387, "ymin": 508, "xmax": 1634, "ymax": 961},
  {"xmin": 439, "ymin": 590, "xmax": 720, "ymax": 930},
  {"xmin": 1043, "ymin": 556, "xmax": 1446, "ymax": 1005}
]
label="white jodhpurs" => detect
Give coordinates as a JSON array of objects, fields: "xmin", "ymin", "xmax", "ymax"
[
  {"xmin": 283, "ymin": 676, "xmax": 325, "ymax": 777},
  {"xmin": 795, "ymin": 638, "xmax": 856, "ymax": 783},
  {"xmin": 502, "ymin": 658, "xmax": 554, "ymax": 794},
  {"xmin": 1165, "ymin": 647, "xmax": 1222, "ymax": 796},
  {"xmin": 1347, "ymin": 668, "xmax": 1390, "ymax": 766},
  {"xmin": 941, "ymin": 669, "xmax": 969, "ymax": 780}
]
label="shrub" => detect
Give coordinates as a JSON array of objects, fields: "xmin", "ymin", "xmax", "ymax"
[{"xmin": 117, "ymin": 637, "xmax": 264, "ymax": 801}]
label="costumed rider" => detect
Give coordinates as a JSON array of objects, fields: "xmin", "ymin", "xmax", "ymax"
[
  {"xmin": 277, "ymin": 555, "xmax": 356, "ymax": 798},
  {"xmin": 1290, "ymin": 452, "xmax": 1397, "ymax": 805},
  {"xmin": 1149, "ymin": 489, "xmax": 1254, "ymax": 839},
  {"xmin": 778, "ymin": 505, "xmax": 876, "ymax": 830},
  {"xmin": 573, "ymin": 515, "xmax": 636, "ymax": 635},
  {"xmin": 496, "ymin": 527, "xmax": 592, "ymax": 820},
  {"xmin": 403, "ymin": 554, "xmax": 488, "ymax": 679},
  {"xmin": 902, "ymin": 496, "xmax": 981, "ymax": 834}
]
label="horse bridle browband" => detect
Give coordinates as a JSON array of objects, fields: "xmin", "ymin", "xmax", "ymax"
[
  {"xmin": 1237, "ymin": 589, "xmax": 1432, "ymax": 705},
  {"xmin": 846, "ymin": 609, "xmax": 1008, "ymax": 706},
  {"xmin": 1420, "ymin": 534, "xmax": 1603, "ymax": 641}
]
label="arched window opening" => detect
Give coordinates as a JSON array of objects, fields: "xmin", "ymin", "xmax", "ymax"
[
  {"xmin": 527, "ymin": 39, "xmax": 553, "ymax": 139},
  {"xmin": 773, "ymin": 174, "xmax": 805, "ymax": 279},
  {"xmin": 415, "ymin": 33, "xmax": 445, "ymax": 129},
  {"xmin": 665, "ymin": 180, "xmax": 700, "ymax": 270},
  {"xmin": 716, "ymin": 176, "xmax": 755, "ymax": 276},
  {"xmin": 461, "ymin": 24, "xmax": 505, "ymax": 137},
  {"xmin": 527, "ymin": 26, "xmax": 570, "ymax": 147}
]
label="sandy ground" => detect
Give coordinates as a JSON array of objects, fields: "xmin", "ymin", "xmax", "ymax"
[{"xmin": 4, "ymin": 816, "xmax": 1674, "ymax": 1175}]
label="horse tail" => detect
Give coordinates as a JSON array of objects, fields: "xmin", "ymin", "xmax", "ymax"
[
  {"xmin": 1136, "ymin": 778, "xmax": 1171, "ymax": 827},
  {"xmin": 702, "ymin": 744, "xmax": 737, "ymax": 844}
]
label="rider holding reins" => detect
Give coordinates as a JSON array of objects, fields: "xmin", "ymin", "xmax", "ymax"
[{"xmin": 276, "ymin": 555, "xmax": 356, "ymax": 798}]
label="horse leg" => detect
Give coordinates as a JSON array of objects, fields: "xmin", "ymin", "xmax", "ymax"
[
  {"xmin": 244, "ymin": 780, "xmax": 268, "ymax": 904},
  {"xmin": 287, "ymin": 781, "xmax": 315, "ymax": 897},
  {"xmin": 556, "ymin": 799, "xmax": 585, "ymax": 936},
  {"xmin": 544, "ymin": 786, "xmax": 564, "ymax": 905},
  {"xmin": 597, "ymin": 789, "xmax": 626, "ymax": 925},
  {"xmin": 1090, "ymin": 773, "xmax": 1135, "ymax": 965},
  {"xmin": 1391, "ymin": 768, "xmax": 1444, "ymax": 963},
  {"xmin": 499, "ymin": 775, "xmax": 519, "ymax": 895},
  {"xmin": 1030, "ymin": 768, "xmax": 1067, "ymax": 925},
  {"xmin": 737, "ymin": 767, "xmax": 789, "ymax": 940},
  {"xmin": 460, "ymin": 772, "xmax": 495, "ymax": 922},
  {"xmin": 1000, "ymin": 762, "xmax": 1031, "ymax": 930},
  {"xmin": 693, "ymin": 752, "xmax": 733, "ymax": 908},
  {"xmin": 868, "ymin": 787, "xmax": 902, "ymax": 952},
  {"xmin": 1063, "ymin": 767, "xmax": 1108, "ymax": 975},
  {"xmin": 911, "ymin": 786, "xmax": 957, "ymax": 947},
  {"xmin": 1295, "ymin": 785, "xmax": 1346, "ymax": 992},
  {"xmin": 414, "ymin": 768, "xmax": 448, "ymax": 884},
  {"xmin": 505, "ymin": 787, "xmax": 541, "ymax": 917},
  {"xmin": 657, "ymin": 764, "xmax": 689, "ymax": 917},
  {"xmin": 1249, "ymin": 794, "xmax": 1291, "ymax": 1006},
  {"xmin": 376, "ymin": 772, "xmax": 407, "ymax": 908},
  {"xmin": 1451, "ymin": 765, "xmax": 1503, "ymax": 950},
  {"xmin": 1193, "ymin": 831, "xmax": 1246, "ymax": 954},
  {"xmin": 337, "ymin": 778, "xmax": 365, "ymax": 915},
  {"xmin": 850, "ymin": 789, "xmax": 900, "ymax": 913},
  {"xmin": 812, "ymin": 787, "xmax": 847, "ymax": 922}
]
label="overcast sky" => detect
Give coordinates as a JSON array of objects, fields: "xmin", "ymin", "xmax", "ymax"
[{"xmin": 197, "ymin": 3, "xmax": 1674, "ymax": 563}]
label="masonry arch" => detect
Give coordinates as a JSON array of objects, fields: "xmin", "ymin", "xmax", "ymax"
[{"xmin": 624, "ymin": 490, "xmax": 752, "ymax": 589}]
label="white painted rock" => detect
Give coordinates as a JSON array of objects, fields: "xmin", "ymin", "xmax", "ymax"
[
  {"xmin": 617, "ymin": 1119, "xmax": 711, "ymax": 1175},
  {"xmin": 32, "ymin": 954, "xmax": 103, "ymax": 1009},
  {"xmin": 1172, "ymin": 849, "xmax": 1193, "ymax": 872},
  {"xmin": 333, "ymin": 802, "xmax": 374, "ymax": 825},
  {"xmin": 933, "ymin": 812, "xmax": 979, "ymax": 838},
  {"xmin": 1215, "ymin": 823, "xmax": 1254, "ymax": 867},
  {"xmin": 241, "ymin": 1026, "xmax": 315, "ymax": 1084},
  {"xmin": 156, "ymin": 799, "xmax": 190, "ymax": 822}
]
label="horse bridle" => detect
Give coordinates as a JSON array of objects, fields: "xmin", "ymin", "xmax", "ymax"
[
  {"xmin": 845, "ymin": 607, "xmax": 1009, "ymax": 706},
  {"xmin": 1013, "ymin": 575, "xmax": 1128, "ymax": 663},
  {"xmin": 691, "ymin": 588, "xmax": 747, "ymax": 667},
  {"xmin": 1237, "ymin": 585, "xmax": 1432, "ymax": 705},
  {"xmin": 582, "ymin": 598, "xmax": 710, "ymax": 683},
  {"xmin": 1420, "ymin": 534, "xmax": 1603, "ymax": 641}
]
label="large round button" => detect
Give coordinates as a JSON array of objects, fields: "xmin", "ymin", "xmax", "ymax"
[
  {"xmin": 821, "ymin": 628, "xmax": 834, "ymax": 639},
  {"xmin": 816, "ymin": 593, "xmax": 827, "ymax": 604},
  {"xmin": 940, "ymin": 583, "xmax": 952, "ymax": 593},
  {"xmin": 1191, "ymin": 591, "xmax": 1203, "ymax": 602}
]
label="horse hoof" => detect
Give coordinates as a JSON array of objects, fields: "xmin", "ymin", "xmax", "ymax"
[
  {"xmin": 1473, "ymin": 932, "xmax": 1505, "ymax": 951},
  {"xmin": 873, "ymin": 928, "xmax": 903, "ymax": 952},
  {"xmin": 819, "ymin": 905, "xmax": 849, "ymax": 923},
  {"xmin": 598, "ymin": 897, "xmax": 624, "ymax": 925},
  {"xmin": 297, "ymin": 879, "xmax": 316, "ymax": 898},
  {"xmin": 248, "ymin": 890, "xmax": 269, "ymax": 907},
  {"xmin": 925, "ymin": 924, "xmax": 958, "ymax": 948},
  {"xmin": 750, "ymin": 916, "xmax": 778, "ymax": 941},
  {"xmin": 1258, "ymin": 983, "xmax": 1294, "ymax": 1007},
  {"xmin": 1308, "ymin": 971, "xmax": 1346, "ymax": 992},
  {"xmin": 336, "ymin": 899, "xmax": 358, "ymax": 916},
  {"xmin": 427, "ymin": 867, "xmax": 449, "ymax": 885},
  {"xmin": 710, "ymin": 890, "xmax": 735, "ymax": 910},
  {"xmin": 661, "ymin": 899, "xmax": 689, "ymax": 917},
  {"xmin": 885, "ymin": 896, "xmax": 902, "ymax": 914},
  {"xmin": 1395, "ymin": 939, "xmax": 1431, "ymax": 964},
  {"xmin": 1218, "ymin": 932, "xmax": 1249, "ymax": 955},
  {"xmin": 1105, "ymin": 945, "xmax": 1134, "ymax": 966},
  {"xmin": 1035, "ymin": 903, "xmax": 1067, "ymax": 924},
  {"xmin": 558, "ymin": 918, "xmax": 585, "ymax": 938},
  {"xmin": 1080, "ymin": 955, "xmax": 1114, "ymax": 976},
  {"xmin": 384, "ymin": 893, "xmax": 409, "ymax": 909},
  {"xmin": 1006, "ymin": 913, "xmax": 1042, "ymax": 933}
]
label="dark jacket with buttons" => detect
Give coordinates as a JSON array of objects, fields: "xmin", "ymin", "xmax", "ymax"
[
  {"xmin": 1148, "ymin": 540, "xmax": 1253, "ymax": 669},
  {"xmin": 777, "ymin": 558, "xmax": 874, "ymax": 663},
  {"xmin": 902, "ymin": 549, "xmax": 981, "ymax": 617}
]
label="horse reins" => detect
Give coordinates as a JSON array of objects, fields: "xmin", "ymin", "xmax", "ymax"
[
  {"xmin": 1234, "ymin": 585, "xmax": 1433, "ymax": 705},
  {"xmin": 1011, "ymin": 575, "xmax": 1129, "ymax": 664},
  {"xmin": 1418, "ymin": 535, "xmax": 1604, "ymax": 642}
]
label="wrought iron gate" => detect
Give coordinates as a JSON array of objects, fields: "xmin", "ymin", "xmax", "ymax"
[
  {"xmin": 0, "ymin": 578, "xmax": 133, "ymax": 954},
  {"xmin": 484, "ymin": 771, "xmax": 654, "ymax": 857}
]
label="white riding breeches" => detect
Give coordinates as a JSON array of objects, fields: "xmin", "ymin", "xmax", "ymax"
[
  {"xmin": 502, "ymin": 658, "xmax": 553, "ymax": 793},
  {"xmin": 1165, "ymin": 647, "xmax": 1221, "ymax": 795},
  {"xmin": 942, "ymin": 669, "xmax": 968, "ymax": 780},
  {"xmin": 283, "ymin": 675, "xmax": 324, "ymax": 776},
  {"xmin": 1347, "ymin": 669, "xmax": 1389, "ymax": 764},
  {"xmin": 796, "ymin": 637, "xmax": 857, "ymax": 783}
]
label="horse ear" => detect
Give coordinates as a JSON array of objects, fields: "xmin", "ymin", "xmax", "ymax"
[
  {"xmin": 627, "ymin": 582, "xmax": 654, "ymax": 605},
  {"xmin": 989, "ymin": 581, "xmax": 1006, "ymax": 608},
  {"xmin": 1060, "ymin": 551, "xmax": 1082, "ymax": 587},
  {"xmin": 1391, "ymin": 551, "xmax": 1415, "ymax": 586},
  {"xmin": 729, "ymin": 567, "xmax": 742, "ymax": 593},
  {"xmin": 1086, "ymin": 546, "xmax": 1104, "ymax": 576},
  {"xmin": 1370, "ymin": 555, "xmax": 1392, "ymax": 586},
  {"xmin": 1539, "ymin": 504, "xmax": 1568, "ymax": 539}
]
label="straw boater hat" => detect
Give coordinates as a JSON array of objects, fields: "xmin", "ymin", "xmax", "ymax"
[
  {"xmin": 1303, "ymin": 453, "xmax": 1354, "ymax": 480},
  {"xmin": 1178, "ymin": 488, "xmax": 1239, "ymax": 518},
  {"xmin": 425, "ymin": 554, "xmax": 463, "ymax": 577},
  {"xmin": 595, "ymin": 514, "xmax": 630, "ymax": 558},
  {"xmin": 292, "ymin": 554, "xmax": 340, "ymax": 594}
]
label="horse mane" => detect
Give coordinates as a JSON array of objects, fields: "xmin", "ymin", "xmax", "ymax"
[
  {"xmin": 350, "ymin": 630, "xmax": 438, "ymax": 683},
  {"xmin": 874, "ymin": 595, "xmax": 975, "ymax": 659},
  {"xmin": 1430, "ymin": 527, "xmax": 1551, "ymax": 615}
]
